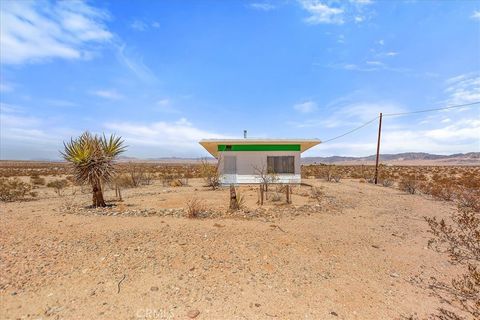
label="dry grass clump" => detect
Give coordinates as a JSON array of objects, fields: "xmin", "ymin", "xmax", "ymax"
[
  {"xmin": 186, "ymin": 198, "xmax": 206, "ymax": 218},
  {"xmin": 0, "ymin": 178, "xmax": 37, "ymax": 202}
]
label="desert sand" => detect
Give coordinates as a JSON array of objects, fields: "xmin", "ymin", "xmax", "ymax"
[{"xmin": 0, "ymin": 178, "xmax": 462, "ymax": 319}]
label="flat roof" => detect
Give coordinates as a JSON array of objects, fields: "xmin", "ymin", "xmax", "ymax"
[{"xmin": 199, "ymin": 138, "xmax": 321, "ymax": 158}]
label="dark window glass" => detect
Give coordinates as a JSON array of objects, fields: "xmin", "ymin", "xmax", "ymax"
[{"xmin": 267, "ymin": 156, "xmax": 294, "ymax": 174}]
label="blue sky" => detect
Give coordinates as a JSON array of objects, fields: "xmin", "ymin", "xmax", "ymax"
[{"xmin": 1, "ymin": 0, "xmax": 479, "ymax": 160}]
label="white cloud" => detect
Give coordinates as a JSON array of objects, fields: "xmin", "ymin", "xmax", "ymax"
[
  {"xmin": 91, "ymin": 89, "xmax": 123, "ymax": 100},
  {"xmin": 300, "ymin": 0, "xmax": 344, "ymax": 25},
  {"xmin": 445, "ymin": 73, "xmax": 480, "ymax": 105},
  {"xmin": 249, "ymin": 2, "xmax": 276, "ymax": 11},
  {"xmin": 130, "ymin": 19, "xmax": 148, "ymax": 31},
  {"xmin": 350, "ymin": 0, "xmax": 373, "ymax": 4},
  {"xmin": 471, "ymin": 10, "xmax": 480, "ymax": 20},
  {"xmin": 130, "ymin": 19, "xmax": 161, "ymax": 31},
  {"xmin": 104, "ymin": 119, "xmax": 231, "ymax": 156},
  {"xmin": 386, "ymin": 51, "xmax": 398, "ymax": 56},
  {"xmin": 0, "ymin": 0, "xmax": 112, "ymax": 65},
  {"xmin": 294, "ymin": 101, "xmax": 317, "ymax": 113},
  {"xmin": 354, "ymin": 16, "xmax": 365, "ymax": 23}
]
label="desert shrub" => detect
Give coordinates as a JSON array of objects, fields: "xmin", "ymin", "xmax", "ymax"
[
  {"xmin": 0, "ymin": 178, "xmax": 37, "ymax": 202},
  {"xmin": 271, "ymin": 192, "xmax": 282, "ymax": 202},
  {"xmin": 30, "ymin": 175, "xmax": 46, "ymax": 186},
  {"xmin": 425, "ymin": 189, "xmax": 480, "ymax": 319},
  {"xmin": 186, "ymin": 198, "xmax": 205, "ymax": 218},
  {"xmin": 310, "ymin": 186, "xmax": 324, "ymax": 203},
  {"xmin": 47, "ymin": 179, "xmax": 69, "ymax": 196},
  {"xmin": 112, "ymin": 174, "xmax": 135, "ymax": 188},
  {"xmin": 399, "ymin": 175, "xmax": 418, "ymax": 194},
  {"xmin": 381, "ymin": 179, "xmax": 394, "ymax": 187},
  {"xmin": 125, "ymin": 162, "xmax": 154, "ymax": 187},
  {"xmin": 170, "ymin": 179, "xmax": 185, "ymax": 187},
  {"xmin": 201, "ymin": 158, "xmax": 220, "ymax": 190}
]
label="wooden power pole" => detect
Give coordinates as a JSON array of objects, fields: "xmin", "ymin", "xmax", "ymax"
[{"xmin": 374, "ymin": 112, "xmax": 383, "ymax": 184}]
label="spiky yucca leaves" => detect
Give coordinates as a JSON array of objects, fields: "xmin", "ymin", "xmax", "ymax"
[{"xmin": 62, "ymin": 132, "xmax": 126, "ymax": 207}]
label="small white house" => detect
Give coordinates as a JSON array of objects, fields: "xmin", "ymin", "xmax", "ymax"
[{"xmin": 199, "ymin": 139, "xmax": 321, "ymax": 184}]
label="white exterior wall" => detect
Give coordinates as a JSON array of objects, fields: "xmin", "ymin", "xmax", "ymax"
[{"xmin": 218, "ymin": 151, "xmax": 301, "ymax": 184}]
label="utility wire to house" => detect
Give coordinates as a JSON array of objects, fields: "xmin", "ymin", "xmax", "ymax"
[
  {"xmin": 321, "ymin": 101, "xmax": 480, "ymax": 144},
  {"xmin": 382, "ymin": 101, "xmax": 480, "ymax": 117}
]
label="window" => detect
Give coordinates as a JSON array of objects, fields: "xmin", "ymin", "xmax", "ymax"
[{"xmin": 267, "ymin": 156, "xmax": 295, "ymax": 174}]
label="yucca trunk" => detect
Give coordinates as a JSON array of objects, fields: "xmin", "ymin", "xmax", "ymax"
[{"xmin": 92, "ymin": 179, "xmax": 106, "ymax": 207}]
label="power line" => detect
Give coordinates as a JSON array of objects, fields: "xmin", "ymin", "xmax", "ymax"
[
  {"xmin": 322, "ymin": 116, "xmax": 379, "ymax": 143},
  {"xmin": 320, "ymin": 101, "xmax": 480, "ymax": 144},
  {"xmin": 382, "ymin": 101, "xmax": 480, "ymax": 117}
]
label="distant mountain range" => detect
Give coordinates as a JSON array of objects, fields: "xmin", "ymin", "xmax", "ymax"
[
  {"xmin": 302, "ymin": 152, "xmax": 480, "ymax": 165},
  {"xmin": 9, "ymin": 152, "xmax": 478, "ymax": 165}
]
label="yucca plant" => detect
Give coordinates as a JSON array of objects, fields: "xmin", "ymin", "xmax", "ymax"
[{"xmin": 62, "ymin": 132, "xmax": 126, "ymax": 207}]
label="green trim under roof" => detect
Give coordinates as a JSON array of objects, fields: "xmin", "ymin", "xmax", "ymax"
[{"xmin": 218, "ymin": 144, "xmax": 301, "ymax": 152}]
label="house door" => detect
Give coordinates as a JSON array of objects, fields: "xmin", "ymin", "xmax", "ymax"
[{"xmin": 223, "ymin": 156, "xmax": 237, "ymax": 184}]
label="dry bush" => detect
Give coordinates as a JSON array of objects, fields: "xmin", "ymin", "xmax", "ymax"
[
  {"xmin": 254, "ymin": 164, "xmax": 278, "ymax": 192},
  {"xmin": 112, "ymin": 174, "xmax": 136, "ymax": 189},
  {"xmin": 201, "ymin": 158, "xmax": 220, "ymax": 190},
  {"xmin": 381, "ymin": 179, "xmax": 394, "ymax": 187},
  {"xmin": 270, "ymin": 192, "xmax": 282, "ymax": 202},
  {"xmin": 0, "ymin": 178, "xmax": 37, "ymax": 202},
  {"xmin": 47, "ymin": 179, "xmax": 70, "ymax": 196},
  {"xmin": 125, "ymin": 162, "xmax": 153, "ymax": 187},
  {"xmin": 332, "ymin": 174, "xmax": 341, "ymax": 183},
  {"xmin": 310, "ymin": 186, "xmax": 324, "ymax": 203},
  {"xmin": 30, "ymin": 175, "xmax": 46, "ymax": 186},
  {"xmin": 186, "ymin": 198, "xmax": 205, "ymax": 218},
  {"xmin": 399, "ymin": 174, "xmax": 418, "ymax": 194},
  {"xmin": 425, "ymin": 189, "xmax": 480, "ymax": 319}
]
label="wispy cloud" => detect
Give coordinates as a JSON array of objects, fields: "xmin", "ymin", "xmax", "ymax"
[
  {"xmin": 350, "ymin": 0, "xmax": 373, "ymax": 5},
  {"xmin": 0, "ymin": 0, "xmax": 112, "ymax": 65},
  {"xmin": 116, "ymin": 45, "xmax": 157, "ymax": 83},
  {"xmin": 249, "ymin": 2, "xmax": 276, "ymax": 11},
  {"xmin": 300, "ymin": 0, "xmax": 344, "ymax": 25},
  {"xmin": 154, "ymin": 98, "xmax": 179, "ymax": 113},
  {"xmin": 130, "ymin": 19, "xmax": 160, "ymax": 31},
  {"xmin": 293, "ymin": 100, "xmax": 317, "ymax": 113},
  {"xmin": 0, "ymin": 81, "xmax": 14, "ymax": 92},
  {"xmin": 445, "ymin": 73, "xmax": 480, "ymax": 105},
  {"xmin": 0, "ymin": 103, "xmax": 76, "ymax": 159},
  {"xmin": 471, "ymin": 10, "xmax": 480, "ymax": 20},
  {"xmin": 91, "ymin": 89, "xmax": 124, "ymax": 100},
  {"xmin": 326, "ymin": 61, "xmax": 410, "ymax": 73}
]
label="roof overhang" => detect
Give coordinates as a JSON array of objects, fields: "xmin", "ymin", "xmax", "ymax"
[{"xmin": 199, "ymin": 139, "xmax": 321, "ymax": 158}]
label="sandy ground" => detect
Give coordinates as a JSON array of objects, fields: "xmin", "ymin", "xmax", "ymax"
[{"xmin": 0, "ymin": 178, "xmax": 462, "ymax": 319}]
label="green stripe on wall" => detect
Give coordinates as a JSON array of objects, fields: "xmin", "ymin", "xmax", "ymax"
[{"xmin": 217, "ymin": 144, "xmax": 301, "ymax": 151}]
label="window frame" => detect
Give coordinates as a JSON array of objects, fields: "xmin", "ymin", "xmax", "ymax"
[{"xmin": 267, "ymin": 156, "xmax": 295, "ymax": 174}]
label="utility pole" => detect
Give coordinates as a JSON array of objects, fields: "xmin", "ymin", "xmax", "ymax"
[{"xmin": 374, "ymin": 112, "xmax": 383, "ymax": 184}]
